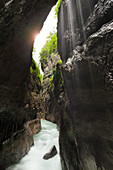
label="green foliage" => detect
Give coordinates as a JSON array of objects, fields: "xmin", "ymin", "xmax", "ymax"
[
  {"xmin": 49, "ymin": 60, "xmax": 64, "ymax": 100},
  {"xmin": 55, "ymin": 0, "xmax": 62, "ymax": 19},
  {"xmin": 54, "ymin": 60, "xmax": 64, "ymax": 99},
  {"xmin": 49, "ymin": 75, "xmax": 54, "ymax": 88},
  {"xmin": 57, "ymin": 59, "xmax": 62, "ymax": 65},
  {"xmin": 40, "ymin": 112, "xmax": 45, "ymax": 118},
  {"xmin": 39, "ymin": 32, "xmax": 57, "ymax": 70},
  {"xmin": 39, "ymin": 0, "xmax": 62, "ymax": 70},
  {"xmin": 33, "ymin": 47, "xmax": 36, "ymax": 53},
  {"xmin": 30, "ymin": 58, "xmax": 43, "ymax": 84}
]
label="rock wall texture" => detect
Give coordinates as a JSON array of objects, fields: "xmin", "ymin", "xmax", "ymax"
[
  {"xmin": 1, "ymin": 0, "xmax": 113, "ymax": 169},
  {"xmin": 58, "ymin": 0, "xmax": 113, "ymax": 170},
  {"xmin": 39, "ymin": 52, "xmax": 63, "ymax": 124},
  {"xmin": 0, "ymin": 0, "xmax": 57, "ymax": 168},
  {"xmin": 0, "ymin": 118, "xmax": 41, "ymax": 170}
]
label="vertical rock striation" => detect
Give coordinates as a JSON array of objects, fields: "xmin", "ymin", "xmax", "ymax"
[
  {"xmin": 0, "ymin": 0, "xmax": 57, "ymax": 168},
  {"xmin": 39, "ymin": 52, "xmax": 64, "ymax": 124},
  {"xmin": 58, "ymin": 0, "xmax": 113, "ymax": 170}
]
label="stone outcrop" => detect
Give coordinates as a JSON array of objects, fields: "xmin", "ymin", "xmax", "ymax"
[
  {"xmin": 0, "ymin": 118, "xmax": 41, "ymax": 170},
  {"xmin": 43, "ymin": 145, "xmax": 57, "ymax": 160},
  {"xmin": 0, "ymin": 0, "xmax": 57, "ymax": 167},
  {"xmin": 58, "ymin": 0, "xmax": 113, "ymax": 170},
  {"xmin": 39, "ymin": 53, "xmax": 64, "ymax": 124}
]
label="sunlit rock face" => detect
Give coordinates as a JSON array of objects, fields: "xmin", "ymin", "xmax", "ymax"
[
  {"xmin": 0, "ymin": 0, "xmax": 57, "ymax": 168},
  {"xmin": 58, "ymin": 0, "xmax": 113, "ymax": 170}
]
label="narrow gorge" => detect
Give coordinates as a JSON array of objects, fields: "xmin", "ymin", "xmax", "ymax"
[{"xmin": 0, "ymin": 0, "xmax": 113, "ymax": 170}]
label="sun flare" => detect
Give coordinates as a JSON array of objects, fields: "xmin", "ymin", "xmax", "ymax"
[{"xmin": 33, "ymin": 6, "xmax": 57, "ymax": 64}]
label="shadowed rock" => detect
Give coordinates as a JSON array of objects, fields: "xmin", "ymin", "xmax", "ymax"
[
  {"xmin": 0, "ymin": 0, "xmax": 57, "ymax": 169},
  {"xmin": 58, "ymin": 0, "xmax": 113, "ymax": 170},
  {"xmin": 43, "ymin": 145, "xmax": 57, "ymax": 160}
]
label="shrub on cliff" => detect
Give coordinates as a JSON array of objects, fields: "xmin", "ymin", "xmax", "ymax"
[
  {"xmin": 49, "ymin": 60, "xmax": 64, "ymax": 100},
  {"xmin": 30, "ymin": 58, "xmax": 43, "ymax": 84},
  {"xmin": 39, "ymin": 0, "xmax": 62, "ymax": 70},
  {"xmin": 55, "ymin": 0, "xmax": 62, "ymax": 19},
  {"xmin": 39, "ymin": 31, "xmax": 57, "ymax": 71}
]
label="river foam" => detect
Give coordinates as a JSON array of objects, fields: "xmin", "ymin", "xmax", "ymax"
[{"xmin": 7, "ymin": 119, "xmax": 62, "ymax": 170}]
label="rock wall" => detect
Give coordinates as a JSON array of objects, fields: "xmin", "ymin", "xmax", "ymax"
[
  {"xmin": 58, "ymin": 0, "xmax": 113, "ymax": 170},
  {"xmin": 39, "ymin": 52, "xmax": 63, "ymax": 124},
  {"xmin": 0, "ymin": 0, "xmax": 57, "ymax": 167},
  {"xmin": 0, "ymin": 118, "xmax": 41, "ymax": 170},
  {"xmin": 1, "ymin": 0, "xmax": 113, "ymax": 169}
]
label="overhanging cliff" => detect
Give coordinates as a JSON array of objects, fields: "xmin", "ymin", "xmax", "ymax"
[
  {"xmin": 58, "ymin": 0, "xmax": 113, "ymax": 170},
  {"xmin": 0, "ymin": 0, "xmax": 57, "ymax": 169}
]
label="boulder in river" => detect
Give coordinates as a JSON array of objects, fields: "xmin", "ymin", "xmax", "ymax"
[{"xmin": 43, "ymin": 145, "xmax": 57, "ymax": 160}]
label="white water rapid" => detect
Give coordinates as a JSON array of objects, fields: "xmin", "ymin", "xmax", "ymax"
[{"xmin": 7, "ymin": 120, "xmax": 62, "ymax": 170}]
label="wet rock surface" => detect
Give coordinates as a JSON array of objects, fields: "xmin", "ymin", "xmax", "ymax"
[
  {"xmin": 43, "ymin": 145, "xmax": 57, "ymax": 160},
  {"xmin": 0, "ymin": 0, "xmax": 57, "ymax": 168},
  {"xmin": 39, "ymin": 53, "xmax": 64, "ymax": 125},
  {"xmin": 0, "ymin": 118, "xmax": 41, "ymax": 170},
  {"xmin": 58, "ymin": 0, "xmax": 113, "ymax": 170},
  {"xmin": 1, "ymin": 0, "xmax": 113, "ymax": 169}
]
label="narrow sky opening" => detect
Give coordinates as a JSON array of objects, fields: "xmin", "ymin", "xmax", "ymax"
[{"xmin": 33, "ymin": 6, "xmax": 57, "ymax": 65}]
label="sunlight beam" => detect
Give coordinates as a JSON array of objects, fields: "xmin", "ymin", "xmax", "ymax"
[{"xmin": 33, "ymin": 6, "xmax": 57, "ymax": 64}]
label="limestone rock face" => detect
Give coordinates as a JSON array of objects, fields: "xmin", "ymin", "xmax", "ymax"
[
  {"xmin": 0, "ymin": 0, "xmax": 57, "ymax": 168},
  {"xmin": 58, "ymin": 0, "xmax": 113, "ymax": 170}
]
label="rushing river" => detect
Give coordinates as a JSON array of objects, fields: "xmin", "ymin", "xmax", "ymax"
[{"xmin": 7, "ymin": 120, "xmax": 62, "ymax": 170}]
